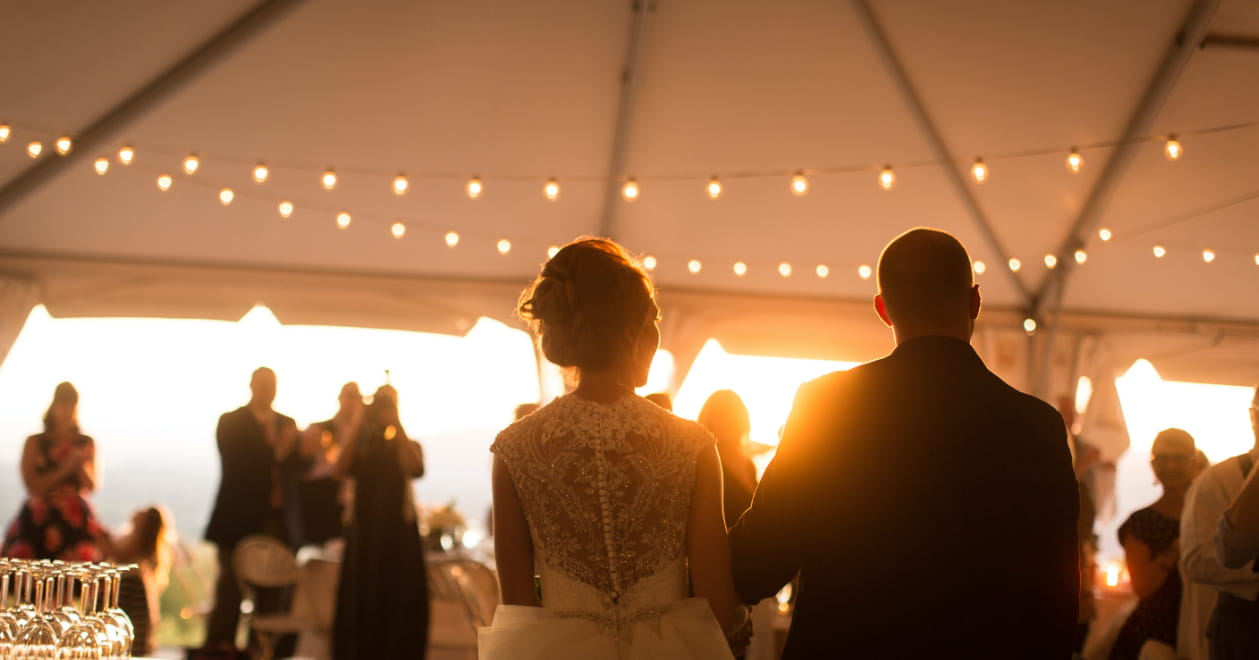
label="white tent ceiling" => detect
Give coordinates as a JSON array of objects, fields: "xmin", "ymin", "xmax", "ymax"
[{"xmin": 1, "ymin": 0, "xmax": 1258, "ymax": 389}]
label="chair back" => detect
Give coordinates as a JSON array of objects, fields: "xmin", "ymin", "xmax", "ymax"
[{"xmin": 233, "ymin": 535, "xmax": 299, "ymax": 590}]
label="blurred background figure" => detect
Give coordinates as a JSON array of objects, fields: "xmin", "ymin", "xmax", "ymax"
[
  {"xmin": 697, "ymin": 389, "xmax": 758, "ymax": 527},
  {"xmin": 100, "ymin": 505, "xmax": 174, "ymax": 657},
  {"xmin": 645, "ymin": 392, "xmax": 674, "ymax": 411},
  {"xmin": 513, "ymin": 403, "xmax": 540, "ymax": 421},
  {"xmin": 2, "ymin": 381, "xmax": 104, "ymax": 561},
  {"xmin": 298, "ymin": 382, "xmax": 363, "ymax": 549}
]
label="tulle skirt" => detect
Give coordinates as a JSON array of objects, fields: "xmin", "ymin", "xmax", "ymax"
[{"xmin": 478, "ymin": 597, "xmax": 733, "ymax": 660}]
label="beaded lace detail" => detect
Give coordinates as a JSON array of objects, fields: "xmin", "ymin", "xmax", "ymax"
[{"xmin": 492, "ymin": 394, "xmax": 713, "ymax": 608}]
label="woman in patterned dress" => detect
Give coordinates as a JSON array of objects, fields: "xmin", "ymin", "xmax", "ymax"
[{"xmin": 2, "ymin": 381, "xmax": 105, "ymax": 562}]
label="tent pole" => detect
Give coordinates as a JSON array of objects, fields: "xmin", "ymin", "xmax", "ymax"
[
  {"xmin": 851, "ymin": 0, "xmax": 1031, "ymax": 307},
  {"xmin": 596, "ymin": 0, "xmax": 654, "ymax": 240},
  {"xmin": 0, "ymin": 0, "xmax": 309, "ymax": 222}
]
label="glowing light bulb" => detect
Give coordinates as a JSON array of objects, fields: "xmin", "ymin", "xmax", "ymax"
[
  {"xmin": 732, "ymin": 262, "xmax": 747, "ymax": 277},
  {"xmin": 858, "ymin": 264, "xmax": 873, "ymax": 280},
  {"xmin": 392, "ymin": 174, "xmax": 409, "ymax": 196},
  {"xmin": 466, "ymin": 176, "xmax": 483, "ymax": 200},
  {"xmin": 391, "ymin": 222, "xmax": 406, "ymax": 238},
  {"xmin": 547, "ymin": 245, "xmax": 560, "ymax": 258},
  {"xmin": 445, "ymin": 231, "xmax": 460, "ymax": 247},
  {"xmin": 621, "ymin": 178, "xmax": 640, "ymax": 201},
  {"xmin": 643, "ymin": 255, "xmax": 657, "ymax": 270},
  {"xmin": 497, "ymin": 239, "xmax": 512, "ymax": 255},
  {"xmin": 974, "ymin": 261, "xmax": 987, "ymax": 274},
  {"xmin": 878, "ymin": 166, "xmax": 895, "ymax": 191},
  {"xmin": 790, "ymin": 171, "xmax": 809, "ymax": 196},
  {"xmin": 1153, "ymin": 245, "xmax": 1166, "ymax": 258},
  {"xmin": 1164, "ymin": 135, "xmax": 1183, "ymax": 161},
  {"xmin": 1008, "ymin": 258, "xmax": 1022, "ymax": 272},
  {"xmin": 252, "ymin": 163, "xmax": 269, "ymax": 183},
  {"xmin": 543, "ymin": 178, "xmax": 560, "ymax": 201},
  {"xmin": 336, "ymin": 212, "xmax": 351, "ymax": 229},
  {"xmin": 118, "ymin": 146, "xmax": 135, "ymax": 165},
  {"xmin": 0, "ymin": 124, "xmax": 9, "ymax": 142},
  {"xmin": 1074, "ymin": 249, "xmax": 1087, "ymax": 265},
  {"xmin": 1098, "ymin": 228, "xmax": 1113, "ymax": 241},
  {"xmin": 815, "ymin": 265, "xmax": 829, "ymax": 278},
  {"xmin": 1253, "ymin": 253, "xmax": 1259, "ymax": 266},
  {"xmin": 1066, "ymin": 149, "xmax": 1083, "ymax": 174},
  {"xmin": 278, "ymin": 201, "xmax": 294, "ymax": 218},
  {"xmin": 1044, "ymin": 254, "xmax": 1058, "ymax": 269},
  {"xmin": 778, "ymin": 262, "xmax": 793, "ymax": 277},
  {"xmin": 707, "ymin": 177, "xmax": 722, "ymax": 200},
  {"xmin": 688, "ymin": 259, "xmax": 702, "ymax": 274},
  {"xmin": 1202, "ymin": 248, "xmax": 1215, "ymax": 263},
  {"xmin": 93, "ymin": 158, "xmax": 109, "ymax": 175},
  {"xmin": 26, "ymin": 141, "xmax": 42, "ymax": 158},
  {"xmin": 1023, "ymin": 318, "xmax": 1038, "ymax": 334},
  {"xmin": 55, "ymin": 137, "xmax": 72, "ymax": 155},
  {"xmin": 156, "ymin": 173, "xmax": 172, "ymax": 191},
  {"xmin": 182, "ymin": 154, "xmax": 200, "ymax": 175},
  {"xmin": 219, "ymin": 188, "xmax": 234, "ymax": 205},
  {"xmin": 970, "ymin": 158, "xmax": 988, "ymax": 183},
  {"xmin": 321, "ymin": 169, "xmax": 337, "ymax": 190}
]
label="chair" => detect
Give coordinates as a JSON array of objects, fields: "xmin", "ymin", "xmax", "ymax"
[
  {"xmin": 426, "ymin": 557, "xmax": 500, "ymax": 660},
  {"xmin": 232, "ymin": 535, "xmax": 306, "ymax": 660}
]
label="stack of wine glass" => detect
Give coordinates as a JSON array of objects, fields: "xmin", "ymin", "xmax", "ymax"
[{"xmin": 0, "ymin": 558, "xmax": 136, "ymax": 659}]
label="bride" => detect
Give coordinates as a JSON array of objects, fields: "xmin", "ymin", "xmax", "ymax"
[{"xmin": 479, "ymin": 238, "xmax": 749, "ymax": 659}]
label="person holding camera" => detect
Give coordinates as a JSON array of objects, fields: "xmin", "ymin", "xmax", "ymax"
[{"xmin": 331, "ymin": 384, "xmax": 428, "ymax": 659}]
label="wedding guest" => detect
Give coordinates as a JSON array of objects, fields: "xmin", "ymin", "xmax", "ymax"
[
  {"xmin": 2, "ymin": 381, "xmax": 105, "ymax": 562},
  {"xmin": 99, "ymin": 505, "xmax": 173, "ymax": 657},
  {"xmin": 513, "ymin": 402, "xmax": 540, "ymax": 420},
  {"xmin": 730, "ymin": 228, "xmax": 1079, "ymax": 658},
  {"xmin": 332, "ymin": 384, "xmax": 428, "ymax": 660},
  {"xmin": 297, "ymin": 382, "xmax": 364, "ymax": 547},
  {"xmin": 203, "ymin": 367, "xmax": 303, "ymax": 654},
  {"xmin": 1110, "ymin": 429, "xmax": 1199, "ymax": 659},
  {"xmin": 697, "ymin": 389, "xmax": 758, "ymax": 526}
]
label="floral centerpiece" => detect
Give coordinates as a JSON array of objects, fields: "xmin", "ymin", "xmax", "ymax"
[{"xmin": 422, "ymin": 501, "xmax": 467, "ymax": 552}]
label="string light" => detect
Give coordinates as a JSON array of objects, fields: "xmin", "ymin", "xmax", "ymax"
[
  {"xmin": 1254, "ymin": 253, "xmax": 1259, "ymax": 266},
  {"xmin": 643, "ymin": 255, "xmax": 657, "ymax": 270},
  {"xmin": 1008, "ymin": 258, "xmax": 1022, "ymax": 272},
  {"xmin": 543, "ymin": 178, "xmax": 560, "ymax": 201},
  {"xmin": 252, "ymin": 163, "xmax": 269, "ymax": 183},
  {"xmin": 1202, "ymin": 248, "xmax": 1215, "ymax": 263},
  {"xmin": 55, "ymin": 137, "xmax": 72, "ymax": 156},
  {"xmin": 1164, "ymin": 135, "xmax": 1183, "ymax": 161},
  {"xmin": 218, "ymin": 188, "xmax": 234, "ymax": 205},
  {"xmin": 778, "ymin": 262, "xmax": 793, "ymax": 277},
  {"xmin": 336, "ymin": 212, "xmax": 351, "ymax": 229},
  {"xmin": 93, "ymin": 158, "xmax": 109, "ymax": 175},
  {"xmin": 0, "ymin": 124, "xmax": 9, "ymax": 142},
  {"xmin": 392, "ymin": 174, "xmax": 409, "ymax": 196},
  {"xmin": 1066, "ymin": 149, "xmax": 1083, "ymax": 174},
  {"xmin": 182, "ymin": 154, "xmax": 200, "ymax": 175},
  {"xmin": 118, "ymin": 146, "xmax": 135, "ymax": 165},
  {"xmin": 858, "ymin": 264, "xmax": 873, "ymax": 280},
  {"xmin": 26, "ymin": 141, "xmax": 42, "ymax": 158},
  {"xmin": 707, "ymin": 177, "xmax": 722, "ymax": 200},
  {"xmin": 1044, "ymin": 254, "xmax": 1058, "ymax": 269},
  {"xmin": 815, "ymin": 265, "xmax": 829, "ymax": 278},
  {"xmin": 1074, "ymin": 249, "xmax": 1087, "ymax": 265},
  {"xmin": 391, "ymin": 222, "xmax": 406, "ymax": 238},
  {"xmin": 970, "ymin": 158, "xmax": 988, "ymax": 183},
  {"xmin": 466, "ymin": 176, "xmax": 483, "ymax": 200},
  {"xmin": 278, "ymin": 201, "xmax": 294, "ymax": 218},
  {"xmin": 974, "ymin": 261, "xmax": 987, "ymax": 274},
  {"xmin": 1098, "ymin": 228, "xmax": 1113, "ymax": 241},
  {"xmin": 878, "ymin": 166, "xmax": 895, "ymax": 191},
  {"xmin": 1023, "ymin": 318, "xmax": 1038, "ymax": 334},
  {"xmin": 733, "ymin": 261, "xmax": 748, "ymax": 277},
  {"xmin": 547, "ymin": 245, "xmax": 560, "ymax": 258},
  {"xmin": 790, "ymin": 171, "xmax": 809, "ymax": 196},
  {"xmin": 1153, "ymin": 245, "xmax": 1166, "ymax": 258},
  {"xmin": 156, "ymin": 173, "xmax": 172, "ymax": 191},
  {"xmin": 445, "ymin": 231, "xmax": 460, "ymax": 247},
  {"xmin": 321, "ymin": 169, "xmax": 337, "ymax": 190},
  {"xmin": 622, "ymin": 177, "xmax": 640, "ymax": 201},
  {"xmin": 688, "ymin": 259, "xmax": 702, "ymax": 274},
  {"xmin": 497, "ymin": 239, "xmax": 512, "ymax": 254}
]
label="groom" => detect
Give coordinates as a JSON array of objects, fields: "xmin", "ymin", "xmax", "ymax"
[{"xmin": 730, "ymin": 228, "xmax": 1079, "ymax": 658}]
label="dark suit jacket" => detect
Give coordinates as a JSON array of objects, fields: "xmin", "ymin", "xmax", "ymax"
[
  {"xmin": 204, "ymin": 406, "xmax": 299, "ymax": 549},
  {"xmin": 731, "ymin": 336, "xmax": 1079, "ymax": 659}
]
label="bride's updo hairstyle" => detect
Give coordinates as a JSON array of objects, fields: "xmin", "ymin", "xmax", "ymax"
[{"xmin": 518, "ymin": 238, "xmax": 659, "ymax": 372}]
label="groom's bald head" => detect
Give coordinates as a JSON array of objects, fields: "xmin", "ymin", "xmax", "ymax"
[{"xmin": 877, "ymin": 228, "xmax": 976, "ymax": 330}]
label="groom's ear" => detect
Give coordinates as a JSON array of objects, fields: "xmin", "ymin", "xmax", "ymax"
[{"xmin": 874, "ymin": 294, "xmax": 893, "ymax": 328}]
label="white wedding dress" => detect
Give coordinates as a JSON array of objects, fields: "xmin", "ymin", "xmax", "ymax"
[{"xmin": 478, "ymin": 394, "xmax": 734, "ymax": 660}]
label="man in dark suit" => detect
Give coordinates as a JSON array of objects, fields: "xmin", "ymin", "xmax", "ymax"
[
  {"xmin": 731, "ymin": 228, "xmax": 1079, "ymax": 658},
  {"xmin": 203, "ymin": 366, "xmax": 301, "ymax": 650}
]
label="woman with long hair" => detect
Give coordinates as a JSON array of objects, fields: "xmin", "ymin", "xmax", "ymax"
[
  {"xmin": 100, "ymin": 505, "xmax": 173, "ymax": 656},
  {"xmin": 697, "ymin": 389, "xmax": 759, "ymax": 527}
]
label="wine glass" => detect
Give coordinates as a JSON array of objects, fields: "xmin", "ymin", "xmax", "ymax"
[
  {"xmin": 99, "ymin": 567, "xmax": 134, "ymax": 659},
  {"xmin": 12, "ymin": 563, "xmax": 60, "ymax": 660},
  {"xmin": 57, "ymin": 569, "xmax": 105, "ymax": 660},
  {"xmin": 86, "ymin": 567, "xmax": 127, "ymax": 660},
  {"xmin": 49, "ymin": 561, "xmax": 82, "ymax": 635},
  {"xmin": 0, "ymin": 559, "xmax": 22, "ymax": 660}
]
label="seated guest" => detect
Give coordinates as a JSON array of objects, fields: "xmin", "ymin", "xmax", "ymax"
[{"xmin": 99, "ymin": 505, "xmax": 173, "ymax": 657}]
